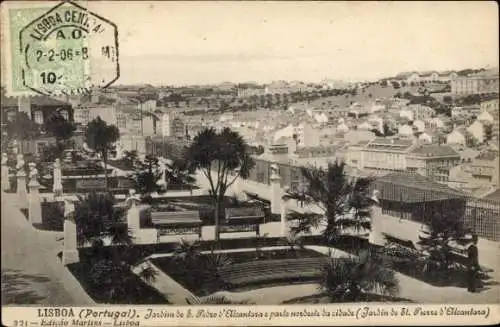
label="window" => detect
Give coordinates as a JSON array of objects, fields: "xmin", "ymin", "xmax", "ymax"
[
  {"xmin": 7, "ymin": 111, "xmax": 16, "ymax": 121},
  {"xmin": 34, "ymin": 110, "xmax": 44, "ymax": 125}
]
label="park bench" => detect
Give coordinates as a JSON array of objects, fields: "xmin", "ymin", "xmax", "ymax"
[
  {"xmin": 218, "ymin": 257, "xmax": 325, "ymax": 287},
  {"xmin": 151, "ymin": 210, "xmax": 202, "ymax": 242},
  {"xmin": 109, "ymin": 178, "xmax": 135, "ymax": 195},
  {"xmin": 221, "ymin": 207, "xmax": 265, "ymax": 236}
]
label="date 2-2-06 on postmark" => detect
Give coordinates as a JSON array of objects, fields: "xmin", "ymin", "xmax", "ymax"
[{"xmin": 8, "ymin": 0, "xmax": 119, "ymax": 96}]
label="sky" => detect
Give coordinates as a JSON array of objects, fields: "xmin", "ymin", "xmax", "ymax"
[{"xmin": 6, "ymin": 1, "xmax": 500, "ymax": 86}]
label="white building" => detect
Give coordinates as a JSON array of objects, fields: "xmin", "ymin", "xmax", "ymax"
[
  {"xmin": 413, "ymin": 120, "xmax": 426, "ymax": 133},
  {"xmin": 429, "ymin": 117, "xmax": 445, "ymax": 129},
  {"xmin": 73, "ymin": 105, "xmax": 117, "ymax": 126},
  {"xmin": 399, "ymin": 109, "xmax": 415, "ymax": 121},
  {"xmin": 446, "ymin": 129, "xmax": 466, "ymax": 146},
  {"xmin": 337, "ymin": 118, "xmax": 349, "ymax": 133},
  {"xmin": 467, "ymin": 120, "xmax": 486, "ymax": 144},
  {"xmin": 398, "ymin": 124, "xmax": 414, "ymax": 137},
  {"xmin": 358, "ymin": 121, "xmax": 373, "ymax": 131},
  {"xmin": 477, "ymin": 111, "xmax": 494, "ymax": 123},
  {"xmin": 138, "ymin": 99, "xmax": 157, "ymax": 111},
  {"xmin": 160, "ymin": 113, "xmax": 185, "ymax": 138}
]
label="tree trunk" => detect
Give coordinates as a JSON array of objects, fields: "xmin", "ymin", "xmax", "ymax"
[
  {"xmin": 214, "ymin": 199, "xmax": 220, "ymax": 242},
  {"xmin": 103, "ymin": 155, "xmax": 109, "ymax": 192}
]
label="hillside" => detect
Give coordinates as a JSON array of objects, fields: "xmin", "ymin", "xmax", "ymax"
[{"xmin": 308, "ymin": 84, "xmax": 421, "ymax": 108}]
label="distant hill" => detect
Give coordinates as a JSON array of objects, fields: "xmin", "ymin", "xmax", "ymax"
[{"xmin": 307, "ymin": 83, "xmax": 420, "ymax": 108}]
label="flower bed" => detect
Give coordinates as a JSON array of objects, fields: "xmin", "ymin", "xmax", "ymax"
[
  {"xmin": 67, "ymin": 251, "xmax": 168, "ymax": 304},
  {"xmin": 373, "ymin": 243, "xmax": 493, "ymax": 289},
  {"xmin": 151, "ymin": 248, "xmax": 327, "ymax": 296}
]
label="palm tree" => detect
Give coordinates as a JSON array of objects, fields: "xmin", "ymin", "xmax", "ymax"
[
  {"xmin": 172, "ymin": 238, "xmax": 202, "ymax": 262},
  {"xmin": 185, "ymin": 127, "xmax": 254, "ymax": 241},
  {"xmin": 74, "ymin": 192, "xmax": 127, "ymax": 247},
  {"xmin": 74, "ymin": 192, "xmax": 158, "ymax": 302},
  {"xmin": 3, "ymin": 112, "xmax": 40, "ymax": 153},
  {"xmin": 282, "ymin": 160, "xmax": 374, "ymax": 248},
  {"xmin": 319, "ymin": 249, "xmax": 399, "ymax": 302},
  {"xmin": 417, "ymin": 199, "xmax": 470, "ymax": 275}
]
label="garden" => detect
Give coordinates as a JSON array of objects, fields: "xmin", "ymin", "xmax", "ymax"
[
  {"xmin": 151, "ymin": 245, "xmax": 328, "ymax": 296},
  {"xmin": 5, "ymin": 113, "xmax": 493, "ymax": 305}
]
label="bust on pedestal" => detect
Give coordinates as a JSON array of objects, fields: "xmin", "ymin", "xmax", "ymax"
[
  {"xmin": 157, "ymin": 157, "xmax": 167, "ymax": 190},
  {"xmin": 270, "ymin": 164, "xmax": 282, "ymax": 215},
  {"xmin": 368, "ymin": 189, "xmax": 385, "ymax": 246},
  {"xmin": 28, "ymin": 163, "xmax": 42, "ymax": 225},
  {"xmin": 1, "ymin": 153, "xmax": 10, "ymax": 192},
  {"xmin": 16, "ymin": 154, "xmax": 28, "ymax": 209},
  {"xmin": 62, "ymin": 199, "xmax": 79, "ymax": 265},
  {"xmin": 53, "ymin": 158, "xmax": 63, "ymax": 197},
  {"xmin": 126, "ymin": 189, "xmax": 142, "ymax": 238}
]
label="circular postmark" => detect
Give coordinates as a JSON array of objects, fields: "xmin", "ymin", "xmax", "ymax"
[{"xmin": 19, "ymin": 1, "xmax": 119, "ymax": 96}]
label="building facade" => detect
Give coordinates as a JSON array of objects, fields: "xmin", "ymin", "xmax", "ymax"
[
  {"xmin": 160, "ymin": 113, "xmax": 185, "ymax": 138},
  {"xmin": 73, "ymin": 105, "xmax": 117, "ymax": 126},
  {"xmin": 467, "ymin": 152, "xmax": 500, "ymax": 186},
  {"xmin": 405, "ymin": 145, "xmax": 461, "ymax": 182},
  {"xmin": 480, "ymin": 99, "xmax": 500, "ymax": 114},
  {"xmin": 346, "ymin": 138, "xmax": 415, "ymax": 175},
  {"xmin": 451, "ymin": 75, "xmax": 500, "ymax": 95}
]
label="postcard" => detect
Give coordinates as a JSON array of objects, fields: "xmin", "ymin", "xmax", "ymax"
[{"xmin": 1, "ymin": 1, "xmax": 499, "ymax": 326}]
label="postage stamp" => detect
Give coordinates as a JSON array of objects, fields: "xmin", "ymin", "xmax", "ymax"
[
  {"xmin": 4, "ymin": 0, "xmax": 119, "ymax": 96},
  {"xmin": 1, "ymin": 1, "xmax": 499, "ymax": 327}
]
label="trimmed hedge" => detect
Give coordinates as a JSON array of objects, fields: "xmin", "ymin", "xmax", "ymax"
[{"xmin": 40, "ymin": 201, "xmax": 65, "ymax": 231}]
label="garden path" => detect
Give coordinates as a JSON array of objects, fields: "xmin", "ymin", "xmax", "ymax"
[
  {"xmin": 1, "ymin": 193, "xmax": 94, "ymax": 305},
  {"xmin": 132, "ymin": 262, "xmax": 193, "ymax": 305},
  {"xmin": 144, "ymin": 244, "xmax": 499, "ymax": 305}
]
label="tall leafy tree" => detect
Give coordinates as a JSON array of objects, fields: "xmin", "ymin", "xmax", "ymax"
[
  {"xmin": 127, "ymin": 154, "xmax": 163, "ymax": 199},
  {"xmin": 186, "ymin": 127, "xmax": 255, "ymax": 241},
  {"xmin": 44, "ymin": 111, "xmax": 76, "ymax": 159},
  {"xmin": 85, "ymin": 117, "xmax": 120, "ymax": 190},
  {"xmin": 3, "ymin": 112, "xmax": 40, "ymax": 153},
  {"xmin": 283, "ymin": 160, "xmax": 374, "ymax": 248}
]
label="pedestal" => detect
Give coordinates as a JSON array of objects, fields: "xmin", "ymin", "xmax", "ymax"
[
  {"xmin": 270, "ymin": 174, "xmax": 282, "ymax": 215},
  {"xmin": 127, "ymin": 202, "xmax": 141, "ymax": 240},
  {"xmin": 53, "ymin": 161, "xmax": 63, "ymax": 196},
  {"xmin": 28, "ymin": 180, "xmax": 42, "ymax": 225},
  {"xmin": 369, "ymin": 205, "xmax": 385, "ymax": 246},
  {"xmin": 1, "ymin": 164, "xmax": 10, "ymax": 192},
  {"xmin": 63, "ymin": 219, "xmax": 80, "ymax": 265},
  {"xmin": 280, "ymin": 199, "xmax": 289, "ymax": 236},
  {"xmin": 17, "ymin": 171, "xmax": 28, "ymax": 209}
]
